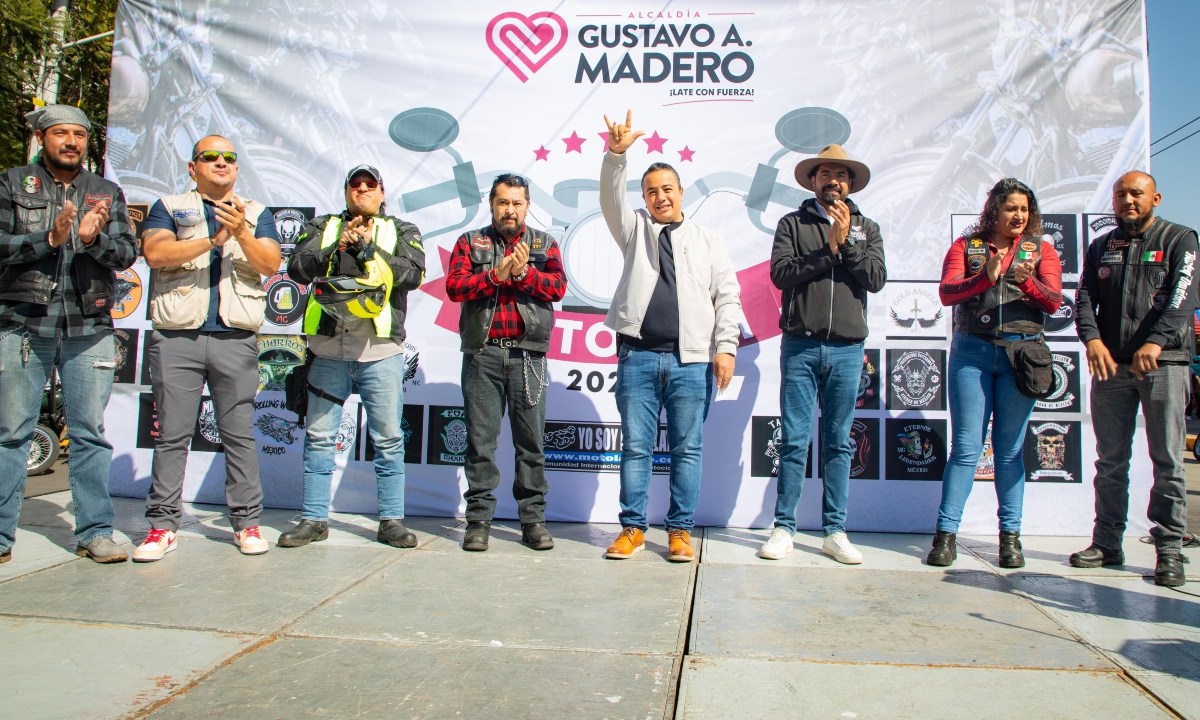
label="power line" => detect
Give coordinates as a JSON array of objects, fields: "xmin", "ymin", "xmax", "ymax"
[
  {"xmin": 1151, "ymin": 115, "xmax": 1200, "ymax": 146},
  {"xmin": 1151, "ymin": 127, "xmax": 1200, "ymax": 158}
]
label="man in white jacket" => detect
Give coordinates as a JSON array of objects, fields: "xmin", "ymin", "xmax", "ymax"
[{"xmin": 600, "ymin": 110, "xmax": 742, "ymax": 562}]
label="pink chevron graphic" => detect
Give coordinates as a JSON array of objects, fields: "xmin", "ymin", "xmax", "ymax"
[{"xmin": 485, "ymin": 12, "xmax": 569, "ymax": 83}]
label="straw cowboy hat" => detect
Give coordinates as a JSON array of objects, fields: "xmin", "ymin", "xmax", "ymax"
[{"xmin": 794, "ymin": 144, "xmax": 871, "ymax": 194}]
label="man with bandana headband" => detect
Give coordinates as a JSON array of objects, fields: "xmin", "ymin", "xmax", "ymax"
[
  {"xmin": 760, "ymin": 144, "xmax": 887, "ymax": 565},
  {"xmin": 0, "ymin": 105, "xmax": 138, "ymax": 564}
]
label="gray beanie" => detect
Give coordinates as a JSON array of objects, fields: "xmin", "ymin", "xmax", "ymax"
[{"xmin": 25, "ymin": 104, "xmax": 92, "ymax": 132}]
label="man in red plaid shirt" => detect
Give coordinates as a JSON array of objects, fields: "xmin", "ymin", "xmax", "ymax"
[{"xmin": 446, "ymin": 174, "xmax": 567, "ymax": 552}]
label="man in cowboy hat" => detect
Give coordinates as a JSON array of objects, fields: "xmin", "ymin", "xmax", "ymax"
[{"xmin": 758, "ymin": 144, "xmax": 887, "ymax": 564}]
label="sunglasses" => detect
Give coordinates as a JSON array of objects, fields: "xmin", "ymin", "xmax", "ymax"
[
  {"xmin": 348, "ymin": 178, "xmax": 380, "ymax": 190},
  {"xmin": 193, "ymin": 150, "xmax": 238, "ymax": 164}
]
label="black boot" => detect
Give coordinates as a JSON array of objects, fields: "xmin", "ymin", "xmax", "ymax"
[
  {"xmin": 1068, "ymin": 544, "xmax": 1125, "ymax": 568},
  {"xmin": 278, "ymin": 519, "xmax": 328, "ymax": 548},
  {"xmin": 377, "ymin": 519, "xmax": 417, "ymax": 548},
  {"xmin": 462, "ymin": 521, "xmax": 490, "ymax": 552},
  {"xmin": 1155, "ymin": 553, "xmax": 1186, "ymax": 587},
  {"xmin": 926, "ymin": 531, "xmax": 956, "ymax": 566},
  {"xmin": 999, "ymin": 531, "xmax": 1025, "ymax": 568},
  {"xmin": 521, "ymin": 522, "xmax": 554, "ymax": 550}
]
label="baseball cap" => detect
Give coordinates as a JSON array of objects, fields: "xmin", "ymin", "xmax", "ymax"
[{"xmin": 345, "ymin": 164, "xmax": 383, "ymax": 187}]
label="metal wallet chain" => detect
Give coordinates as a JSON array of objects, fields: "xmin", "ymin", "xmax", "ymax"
[
  {"xmin": 522, "ymin": 352, "xmax": 548, "ymax": 407},
  {"xmin": 0, "ymin": 325, "xmax": 32, "ymax": 364}
]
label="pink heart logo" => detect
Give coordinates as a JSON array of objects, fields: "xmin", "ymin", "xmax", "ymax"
[{"xmin": 485, "ymin": 12, "xmax": 568, "ymax": 83}]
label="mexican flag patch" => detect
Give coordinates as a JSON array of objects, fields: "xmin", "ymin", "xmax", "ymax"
[{"xmin": 1142, "ymin": 250, "xmax": 1163, "ymax": 262}]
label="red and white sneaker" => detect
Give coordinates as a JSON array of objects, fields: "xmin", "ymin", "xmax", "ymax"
[
  {"xmin": 132, "ymin": 528, "xmax": 177, "ymax": 562},
  {"xmin": 234, "ymin": 526, "xmax": 269, "ymax": 556}
]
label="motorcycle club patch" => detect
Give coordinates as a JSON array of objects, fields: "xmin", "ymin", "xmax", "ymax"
[
  {"xmin": 21, "ymin": 176, "xmax": 40, "ymax": 194},
  {"xmin": 849, "ymin": 225, "xmax": 867, "ymax": 244},
  {"xmin": 470, "ymin": 235, "xmax": 492, "ymax": 251},
  {"xmin": 1107, "ymin": 236, "xmax": 1130, "ymax": 250},
  {"xmin": 965, "ymin": 237, "xmax": 987, "ymax": 273},
  {"xmin": 1100, "ymin": 250, "xmax": 1124, "ymax": 265},
  {"xmin": 85, "ymin": 194, "xmax": 112, "ymax": 210},
  {"xmin": 529, "ymin": 235, "xmax": 545, "ymax": 251}
]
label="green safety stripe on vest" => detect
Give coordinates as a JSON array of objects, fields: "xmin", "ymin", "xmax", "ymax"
[{"xmin": 302, "ymin": 216, "xmax": 398, "ymax": 337}]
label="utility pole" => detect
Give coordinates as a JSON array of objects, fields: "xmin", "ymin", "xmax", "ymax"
[{"xmin": 27, "ymin": 0, "xmax": 69, "ymax": 161}]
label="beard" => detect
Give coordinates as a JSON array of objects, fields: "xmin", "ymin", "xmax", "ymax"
[
  {"xmin": 44, "ymin": 150, "xmax": 82, "ymax": 173},
  {"xmin": 819, "ymin": 183, "xmax": 842, "ymax": 205},
  {"xmin": 1116, "ymin": 212, "xmax": 1150, "ymax": 235},
  {"xmin": 495, "ymin": 217, "xmax": 521, "ymax": 239}
]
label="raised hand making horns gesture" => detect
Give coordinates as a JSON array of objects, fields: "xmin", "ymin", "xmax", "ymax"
[{"xmin": 604, "ymin": 109, "xmax": 646, "ymax": 155}]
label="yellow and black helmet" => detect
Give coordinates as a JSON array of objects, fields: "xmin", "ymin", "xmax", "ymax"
[{"xmin": 311, "ymin": 253, "xmax": 393, "ymax": 321}]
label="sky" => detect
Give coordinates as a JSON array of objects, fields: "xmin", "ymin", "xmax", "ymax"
[{"xmin": 1146, "ymin": 0, "xmax": 1200, "ymax": 232}]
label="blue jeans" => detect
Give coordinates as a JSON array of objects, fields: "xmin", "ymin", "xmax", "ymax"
[
  {"xmin": 615, "ymin": 345, "xmax": 713, "ymax": 531},
  {"xmin": 300, "ymin": 354, "xmax": 407, "ymax": 521},
  {"xmin": 775, "ymin": 335, "xmax": 863, "ymax": 534},
  {"xmin": 936, "ymin": 333, "xmax": 1036, "ymax": 533},
  {"xmin": 0, "ymin": 329, "xmax": 117, "ymax": 551}
]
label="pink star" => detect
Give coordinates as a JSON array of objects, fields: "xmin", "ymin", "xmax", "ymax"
[
  {"xmin": 643, "ymin": 131, "xmax": 668, "ymax": 153},
  {"xmin": 533, "ymin": 145, "xmax": 550, "ymax": 161},
  {"xmin": 562, "ymin": 132, "xmax": 586, "ymax": 153},
  {"xmin": 678, "ymin": 146, "xmax": 695, "ymax": 162},
  {"xmin": 597, "ymin": 132, "xmax": 612, "ymax": 152}
]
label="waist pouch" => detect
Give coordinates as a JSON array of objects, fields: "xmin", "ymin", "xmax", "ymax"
[{"xmin": 996, "ymin": 336, "xmax": 1055, "ymax": 399}]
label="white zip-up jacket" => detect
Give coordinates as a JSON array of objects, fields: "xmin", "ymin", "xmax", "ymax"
[{"xmin": 600, "ymin": 151, "xmax": 743, "ymax": 364}]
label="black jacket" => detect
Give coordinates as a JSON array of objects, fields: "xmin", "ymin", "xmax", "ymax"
[
  {"xmin": 770, "ymin": 198, "xmax": 887, "ymax": 342},
  {"xmin": 1076, "ymin": 217, "xmax": 1198, "ymax": 364},
  {"xmin": 0, "ymin": 162, "xmax": 137, "ymax": 335},
  {"xmin": 287, "ymin": 212, "xmax": 425, "ymax": 341}
]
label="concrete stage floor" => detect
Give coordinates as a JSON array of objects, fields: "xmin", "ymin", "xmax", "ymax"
[{"xmin": 0, "ymin": 489, "xmax": 1196, "ymax": 720}]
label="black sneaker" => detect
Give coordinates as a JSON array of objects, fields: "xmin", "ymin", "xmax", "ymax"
[{"xmin": 1068, "ymin": 544, "xmax": 1124, "ymax": 568}]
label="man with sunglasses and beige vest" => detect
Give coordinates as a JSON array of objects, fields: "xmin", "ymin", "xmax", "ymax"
[{"xmin": 133, "ymin": 135, "xmax": 282, "ymax": 561}]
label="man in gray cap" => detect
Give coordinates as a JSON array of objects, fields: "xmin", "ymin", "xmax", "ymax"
[
  {"xmin": 280, "ymin": 164, "xmax": 426, "ymax": 550},
  {"xmin": 0, "ymin": 104, "xmax": 138, "ymax": 564},
  {"xmin": 759, "ymin": 144, "xmax": 887, "ymax": 564}
]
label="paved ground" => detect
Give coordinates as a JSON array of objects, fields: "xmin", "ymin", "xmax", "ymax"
[{"xmin": 1, "ymin": 484, "xmax": 1196, "ymax": 719}]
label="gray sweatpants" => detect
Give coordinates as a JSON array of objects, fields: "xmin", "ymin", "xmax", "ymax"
[{"xmin": 145, "ymin": 329, "xmax": 264, "ymax": 532}]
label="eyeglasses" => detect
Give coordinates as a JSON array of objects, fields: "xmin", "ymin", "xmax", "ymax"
[
  {"xmin": 192, "ymin": 150, "xmax": 238, "ymax": 164},
  {"xmin": 348, "ymin": 178, "xmax": 380, "ymax": 190}
]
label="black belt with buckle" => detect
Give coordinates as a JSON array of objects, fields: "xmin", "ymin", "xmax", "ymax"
[{"xmin": 487, "ymin": 336, "xmax": 520, "ymax": 348}]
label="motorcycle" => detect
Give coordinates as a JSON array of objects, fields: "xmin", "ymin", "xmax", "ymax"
[{"xmin": 27, "ymin": 370, "xmax": 67, "ymax": 476}]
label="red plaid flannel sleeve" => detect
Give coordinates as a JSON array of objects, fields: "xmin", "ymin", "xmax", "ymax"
[
  {"xmin": 445, "ymin": 233, "xmax": 497, "ymax": 302},
  {"xmin": 513, "ymin": 240, "xmax": 567, "ymax": 302}
]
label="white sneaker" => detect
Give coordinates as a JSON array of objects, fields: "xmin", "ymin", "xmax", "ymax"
[
  {"xmin": 132, "ymin": 528, "xmax": 177, "ymax": 562},
  {"xmin": 234, "ymin": 526, "xmax": 269, "ymax": 556},
  {"xmin": 758, "ymin": 527, "xmax": 795, "ymax": 560},
  {"xmin": 821, "ymin": 532, "xmax": 863, "ymax": 565}
]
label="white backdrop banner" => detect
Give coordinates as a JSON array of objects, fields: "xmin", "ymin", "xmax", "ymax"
[{"xmin": 103, "ymin": 0, "xmax": 1154, "ymax": 534}]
